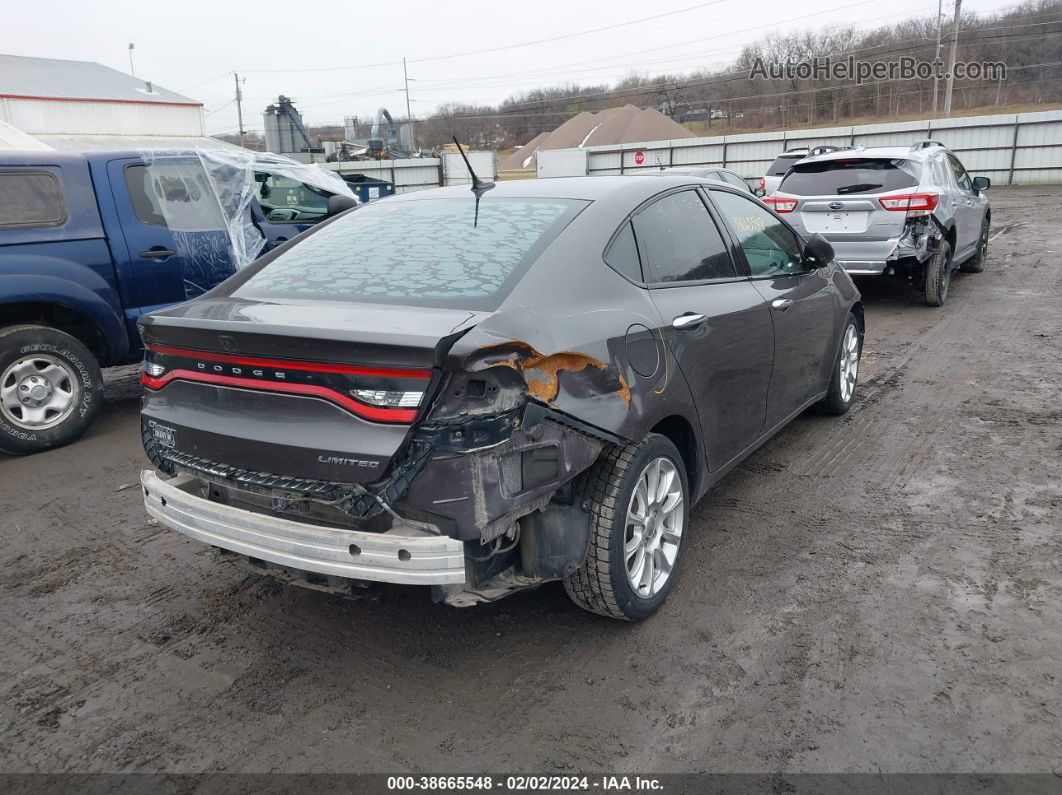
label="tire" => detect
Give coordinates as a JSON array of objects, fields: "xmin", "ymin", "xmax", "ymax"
[
  {"xmin": 564, "ymin": 433, "xmax": 690, "ymax": 621},
  {"xmin": 820, "ymin": 313, "xmax": 862, "ymax": 416},
  {"xmin": 0, "ymin": 325, "xmax": 103, "ymax": 455},
  {"xmin": 924, "ymin": 240, "xmax": 953, "ymax": 307},
  {"xmin": 961, "ymin": 216, "xmax": 989, "ymax": 273},
  {"xmin": 141, "ymin": 419, "xmax": 177, "ymax": 475}
]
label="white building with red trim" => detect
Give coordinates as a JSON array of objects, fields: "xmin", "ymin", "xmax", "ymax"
[{"xmin": 0, "ymin": 53, "xmax": 231, "ymax": 151}]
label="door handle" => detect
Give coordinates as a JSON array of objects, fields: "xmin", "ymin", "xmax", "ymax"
[
  {"xmin": 139, "ymin": 247, "xmax": 177, "ymax": 260},
  {"xmin": 771, "ymin": 298, "xmax": 794, "ymax": 311},
  {"xmin": 672, "ymin": 313, "xmax": 708, "ymax": 329}
]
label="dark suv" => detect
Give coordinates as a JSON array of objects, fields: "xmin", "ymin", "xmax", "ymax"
[{"xmin": 139, "ymin": 176, "xmax": 863, "ymax": 620}]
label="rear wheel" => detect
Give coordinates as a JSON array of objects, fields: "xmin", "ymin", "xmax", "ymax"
[
  {"xmin": 0, "ymin": 325, "xmax": 103, "ymax": 455},
  {"xmin": 821, "ymin": 314, "xmax": 862, "ymax": 416},
  {"xmin": 961, "ymin": 217, "xmax": 989, "ymax": 273},
  {"xmin": 924, "ymin": 240, "xmax": 953, "ymax": 307},
  {"xmin": 564, "ymin": 434, "xmax": 689, "ymax": 621}
]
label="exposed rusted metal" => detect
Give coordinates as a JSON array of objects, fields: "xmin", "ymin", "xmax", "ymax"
[{"xmin": 468, "ymin": 340, "xmax": 631, "ymax": 406}]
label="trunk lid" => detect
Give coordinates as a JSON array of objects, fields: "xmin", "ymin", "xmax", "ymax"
[{"xmin": 139, "ymin": 297, "xmax": 487, "ymax": 484}]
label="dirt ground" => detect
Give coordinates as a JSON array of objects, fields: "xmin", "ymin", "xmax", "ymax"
[{"xmin": 1, "ymin": 186, "xmax": 1060, "ymax": 775}]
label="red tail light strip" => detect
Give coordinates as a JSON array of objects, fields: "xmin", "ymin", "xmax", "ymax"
[
  {"xmin": 763, "ymin": 197, "xmax": 797, "ymax": 213},
  {"xmin": 146, "ymin": 344, "xmax": 432, "ymax": 380},
  {"xmin": 140, "ymin": 370, "xmax": 419, "ymax": 423},
  {"xmin": 879, "ymin": 193, "xmax": 940, "ymax": 212}
]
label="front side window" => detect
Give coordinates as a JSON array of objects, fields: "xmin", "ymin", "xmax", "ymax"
[
  {"xmin": 711, "ymin": 190, "xmax": 804, "ymax": 278},
  {"xmin": 0, "ymin": 171, "xmax": 65, "ymax": 228},
  {"xmin": 632, "ymin": 190, "xmax": 736, "ymax": 284},
  {"xmin": 235, "ymin": 197, "xmax": 585, "ymax": 309},
  {"xmin": 946, "ymin": 154, "xmax": 973, "ymax": 191},
  {"xmin": 254, "ymin": 171, "xmax": 332, "ymax": 223}
]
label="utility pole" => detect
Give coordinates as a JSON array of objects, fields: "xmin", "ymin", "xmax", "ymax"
[
  {"xmin": 403, "ymin": 58, "xmax": 417, "ymax": 154},
  {"xmin": 128, "ymin": 43, "xmax": 136, "ymax": 78},
  {"xmin": 943, "ymin": 0, "xmax": 962, "ymax": 118},
  {"xmin": 931, "ymin": 0, "xmax": 943, "ymax": 114},
  {"xmin": 234, "ymin": 72, "xmax": 246, "ymax": 149}
]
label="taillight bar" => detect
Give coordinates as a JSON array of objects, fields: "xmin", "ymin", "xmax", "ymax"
[
  {"xmin": 145, "ymin": 343, "xmax": 431, "ymax": 380},
  {"xmin": 140, "ymin": 344, "xmax": 430, "ymax": 424},
  {"xmin": 763, "ymin": 196, "xmax": 797, "ymax": 213},
  {"xmin": 879, "ymin": 193, "xmax": 940, "ymax": 214}
]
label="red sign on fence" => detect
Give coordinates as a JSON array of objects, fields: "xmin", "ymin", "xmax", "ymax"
[{"xmin": 634, "ymin": 151, "xmax": 645, "ymax": 165}]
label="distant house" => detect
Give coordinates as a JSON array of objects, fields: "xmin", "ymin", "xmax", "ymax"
[{"xmin": 0, "ymin": 53, "xmax": 234, "ymax": 151}]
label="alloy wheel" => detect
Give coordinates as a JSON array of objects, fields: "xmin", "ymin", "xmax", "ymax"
[
  {"xmin": 839, "ymin": 324, "xmax": 860, "ymax": 403},
  {"xmin": 624, "ymin": 456, "xmax": 684, "ymax": 598}
]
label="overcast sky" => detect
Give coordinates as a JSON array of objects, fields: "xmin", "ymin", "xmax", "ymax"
[{"xmin": 6, "ymin": 0, "xmax": 1017, "ymax": 136}]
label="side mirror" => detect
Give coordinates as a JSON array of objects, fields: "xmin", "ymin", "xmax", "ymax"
[
  {"xmin": 753, "ymin": 187, "xmax": 766, "ymax": 197},
  {"xmin": 803, "ymin": 234, "xmax": 835, "ymax": 268},
  {"xmin": 972, "ymin": 176, "xmax": 991, "ymax": 191},
  {"xmin": 327, "ymin": 194, "xmax": 358, "ymax": 217}
]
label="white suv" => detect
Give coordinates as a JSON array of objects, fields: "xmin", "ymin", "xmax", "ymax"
[{"xmin": 763, "ymin": 141, "xmax": 991, "ymax": 306}]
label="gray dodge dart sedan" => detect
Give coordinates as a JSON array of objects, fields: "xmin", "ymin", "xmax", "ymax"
[{"xmin": 138, "ymin": 175, "xmax": 863, "ymax": 621}]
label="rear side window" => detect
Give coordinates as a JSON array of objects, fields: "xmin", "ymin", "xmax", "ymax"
[
  {"xmin": 780, "ymin": 158, "xmax": 920, "ymax": 196},
  {"xmin": 605, "ymin": 222, "xmax": 642, "ymax": 282},
  {"xmin": 767, "ymin": 155, "xmax": 803, "ymax": 177},
  {"xmin": 0, "ymin": 171, "xmax": 65, "ymax": 228},
  {"xmin": 632, "ymin": 190, "xmax": 736, "ymax": 284},
  {"xmin": 236, "ymin": 197, "xmax": 586, "ymax": 310}
]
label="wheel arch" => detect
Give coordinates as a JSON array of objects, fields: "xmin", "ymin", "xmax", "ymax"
[
  {"xmin": 0, "ymin": 301, "xmax": 111, "ymax": 364},
  {"xmin": 649, "ymin": 414, "xmax": 701, "ymax": 499}
]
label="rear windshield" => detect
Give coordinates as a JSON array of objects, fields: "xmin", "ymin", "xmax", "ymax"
[
  {"xmin": 780, "ymin": 158, "xmax": 921, "ymax": 196},
  {"xmin": 767, "ymin": 155, "xmax": 805, "ymax": 177},
  {"xmin": 235, "ymin": 197, "xmax": 586, "ymax": 310}
]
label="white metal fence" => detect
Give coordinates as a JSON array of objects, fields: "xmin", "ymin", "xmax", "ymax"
[
  {"xmin": 322, "ymin": 151, "xmax": 497, "ymax": 193},
  {"xmin": 537, "ymin": 109, "xmax": 1062, "ymax": 186}
]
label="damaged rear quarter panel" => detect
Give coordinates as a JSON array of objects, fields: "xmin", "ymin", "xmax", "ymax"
[
  {"xmin": 443, "ymin": 196, "xmax": 701, "ymax": 443},
  {"xmin": 402, "ymin": 197, "xmax": 704, "ymax": 542}
]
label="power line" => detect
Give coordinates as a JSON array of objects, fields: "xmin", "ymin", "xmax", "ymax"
[
  {"xmin": 213, "ymin": 64, "xmax": 1062, "ymax": 136},
  {"xmin": 407, "ymin": 1, "xmax": 729, "ymax": 64},
  {"xmin": 238, "ymin": 0, "xmax": 729, "ymax": 75},
  {"xmin": 204, "ymin": 0, "xmax": 1058, "ymax": 130}
]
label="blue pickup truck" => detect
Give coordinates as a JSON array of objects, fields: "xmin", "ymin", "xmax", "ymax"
[{"xmin": 0, "ymin": 149, "xmax": 356, "ymax": 455}]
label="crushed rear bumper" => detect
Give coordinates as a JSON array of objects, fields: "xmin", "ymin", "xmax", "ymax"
[{"xmin": 141, "ymin": 470, "xmax": 466, "ymax": 586}]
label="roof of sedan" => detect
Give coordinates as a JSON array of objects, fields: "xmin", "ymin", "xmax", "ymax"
[{"xmin": 387, "ymin": 175, "xmax": 728, "ymax": 203}]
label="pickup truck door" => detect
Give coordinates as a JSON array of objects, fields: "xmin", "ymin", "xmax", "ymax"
[{"xmin": 105, "ymin": 158, "xmax": 237, "ymax": 314}]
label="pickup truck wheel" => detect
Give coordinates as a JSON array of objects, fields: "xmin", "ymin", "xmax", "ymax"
[
  {"xmin": 924, "ymin": 240, "xmax": 953, "ymax": 307},
  {"xmin": 0, "ymin": 325, "xmax": 103, "ymax": 455},
  {"xmin": 961, "ymin": 217, "xmax": 989, "ymax": 273},
  {"xmin": 820, "ymin": 314, "xmax": 862, "ymax": 416},
  {"xmin": 563, "ymin": 434, "xmax": 689, "ymax": 621}
]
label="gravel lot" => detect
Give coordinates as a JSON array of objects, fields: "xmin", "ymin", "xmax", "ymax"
[{"xmin": 1, "ymin": 186, "xmax": 1059, "ymax": 774}]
